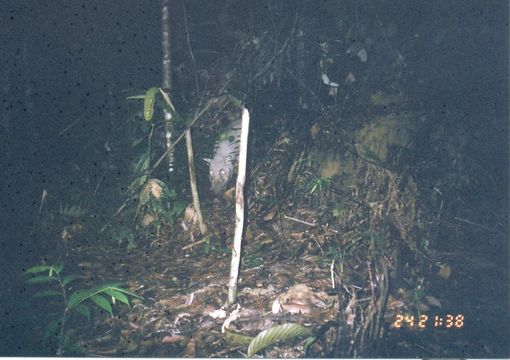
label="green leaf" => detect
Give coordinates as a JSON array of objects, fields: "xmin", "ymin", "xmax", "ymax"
[
  {"xmin": 126, "ymin": 239, "xmax": 137, "ymax": 251},
  {"xmin": 51, "ymin": 264, "xmax": 64, "ymax": 275},
  {"xmin": 170, "ymin": 201, "xmax": 186, "ymax": 218},
  {"xmin": 103, "ymin": 289, "xmax": 130, "ymax": 307},
  {"xmin": 134, "ymin": 152, "xmax": 150, "ymax": 173},
  {"xmin": 26, "ymin": 275, "xmax": 59, "ymax": 284},
  {"xmin": 73, "ymin": 304, "xmax": 91, "ymax": 320},
  {"xmin": 247, "ymin": 323, "xmax": 312, "ymax": 357},
  {"xmin": 62, "ymin": 274, "xmax": 80, "ymax": 286},
  {"xmin": 129, "ymin": 175, "xmax": 146, "ymax": 192},
  {"xmin": 33, "ymin": 289, "xmax": 62, "ymax": 298},
  {"xmin": 224, "ymin": 330, "xmax": 253, "ymax": 346},
  {"xmin": 226, "ymin": 94, "xmax": 244, "ymax": 109},
  {"xmin": 67, "ymin": 289, "xmax": 93, "ymax": 309},
  {"xmin": 303, "ymin": 336, "xmax": 318, "ymax": 352},
  {"xmin": 347, "ymin": 42, "xmax": 365, "ymax": 55},
  {"xmin": 143, "ymin": 87, "xmax": 159, "ymax": 121},
  {"xmin": 25, "ymin": 265, "xmax": 54, "ymax": 274},
  {"xmin": 110, "ymin": 286, "xmax": 143, "ymax": 300},
  {"xmin": 132, "ymin": 135, "xmax": 147, "ymax": 147},
  {"xmin": 90, "ymin": 294, "xmax": 113, "ymax": 316},
  {"xmin": 91, "ymin": 283, "xmax": 123, "ymax": 292},
  {"xmin": 59, "ymin": 203, "xmax": 87, "ymax": 217},
  {"xmin": 126, "ymin": 94, "xmax": 146, "ymax": 100}
]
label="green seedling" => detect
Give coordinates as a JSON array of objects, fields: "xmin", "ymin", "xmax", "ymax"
[{"xmin": 25, "ymin": 263, "xmax": 142, "ymax": 356}]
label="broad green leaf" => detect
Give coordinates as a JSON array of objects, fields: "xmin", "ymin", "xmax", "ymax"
[
  {"xmin": 302, "ymin": 336, "xmax": 318, "ymax": 352},
  {"xmin": 111, "ymin": 286, "xmax": 143, "ymax": 300},
  {"xmin": 91, "ymin": 283, "xmax": 123, "ymax": 293},
  {"xmin": 33, "ymin": 289, "xmax": 61, "ymax": 298},
  {"xmin": 62, "ymin": 274, "xmax": 80, "ymax": 286},
  {"xmin": 51, "ymin": 264, "xmax": 64, "ymax": 275},
  {"xmin": 170, "ymin": 201, "xmax": 186, "ymax": 218},
  {"xmin": 73, "ymin": 304, "xmax": 91, "ymax": 320},
  {"xmin": 67, "ymin": 289, "xmax": 94, "ymax": 309},
  {"xmin": 247, "ymin": 323, "xmax": 312, "ymax": 357},
  {"xmin": 143, "ymin": 87, "xmax": 159, "ymax": 121},
  {"xmin": 103, "ymin": 289, "xmax": 130, "ymax": 307},
  {"xmin": 90, "ymin": 294, "xmax": 113, "ymax": 316},
  {"xmin": 26, "ymin": 275, "xmax": 59, "ymax": 284},
  {"xmin": 26, "ymin": 265, "xmax": 53, "ymax": 274},
  {"xmin": 224, "ymin": 330, "xmax": 253, "ymax": 346}
]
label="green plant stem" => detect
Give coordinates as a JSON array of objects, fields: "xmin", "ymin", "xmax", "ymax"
[
  {"xmin": 57, "ymin": 275, "xmax": 69, "ymax": 356},
  {"xmin": 57, "ymin": 309, "xmax": 68, "ymax": 356}
]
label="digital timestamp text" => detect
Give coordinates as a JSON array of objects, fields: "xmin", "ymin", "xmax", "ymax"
[{"xmin": 393, "ymin": 314, "xmax": 465, "ymax": 329}]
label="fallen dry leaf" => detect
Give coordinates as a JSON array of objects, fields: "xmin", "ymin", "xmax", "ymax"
[
  {"xmin": 161, "ymin": 335, "xmax": 186, "ymax": 344},
  {"xmin": 438, "ymin": 264, "xmax": 452, "ymax": 279}
]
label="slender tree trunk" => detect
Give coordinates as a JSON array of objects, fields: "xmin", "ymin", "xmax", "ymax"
[
  {"xmin": 161, "ymin": 0, "xmax": 174, "ymax": 174},
  {"xmin": 161, "ymin": 0, "xmax": 206, "ymax": 236}
]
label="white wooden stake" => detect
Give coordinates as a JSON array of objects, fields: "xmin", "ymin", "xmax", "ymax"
[{"xmin": 227, "ymin": 107, "xmax": 250, "ymax": 304}]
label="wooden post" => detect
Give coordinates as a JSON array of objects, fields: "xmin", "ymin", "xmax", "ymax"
[{"xmin": 228, "ymin": 108, "xmax": 250, "ymax": 304}]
